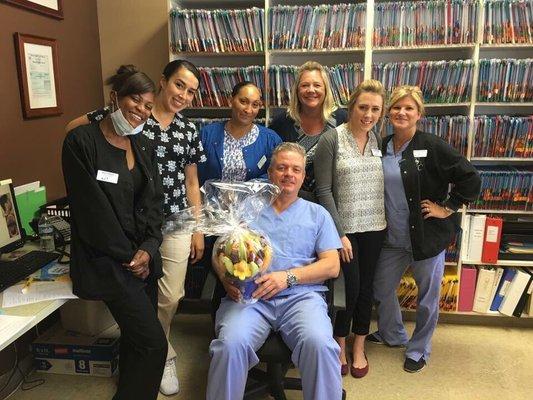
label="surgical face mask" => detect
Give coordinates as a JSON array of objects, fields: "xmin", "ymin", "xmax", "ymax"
[{"xmin": 109, "ymin": 98, "xmax": 145, "ymax": 136}]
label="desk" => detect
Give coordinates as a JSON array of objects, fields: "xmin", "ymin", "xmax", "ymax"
[
  {"xmin": 0, "ymin": 244, "xmax": 71, "ymax": 352},
  {"xmin": 0, "ymin": 298, "xmax": 68, "ymax": 352}
]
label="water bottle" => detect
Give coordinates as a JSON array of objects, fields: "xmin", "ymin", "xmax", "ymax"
[{"xmin": 38, "ymin": 214, "xmax": 55, "ymax": 251}]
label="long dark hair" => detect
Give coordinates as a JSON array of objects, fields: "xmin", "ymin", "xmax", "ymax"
[{"xmin": 162, "ymin": 60, "xmax": 200, "ymax": 82}]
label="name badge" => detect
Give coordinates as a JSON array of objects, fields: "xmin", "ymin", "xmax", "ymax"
[
  {"xmin": 257, "ymin": 155, "xmax": 267, "ymax": 169},
  {"xmin": 413, "ymin": 149, "xmax": 428, "ymax": 158},
  {"xmin": 96, "ymin": 170, "xmax": 119, "ymax": 184},
  {"xmin": 371, "ymin": 148, "xmax": 382, "ymax": 157}
]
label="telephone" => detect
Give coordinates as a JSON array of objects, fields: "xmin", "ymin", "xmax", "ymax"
[{"xmin": 47, "ymin": 215, "xmax": 71, "ymax": 243}]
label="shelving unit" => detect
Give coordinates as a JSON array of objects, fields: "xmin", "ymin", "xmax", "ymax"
[
  {"xmin": 466, "ymin": 209, "xmax": 533, "ymax": 215},
  {"xmin": 462, "ymin": 260, "xmax": 533, "ymax": 268},
  {"xmin": 169, "ymin": 0, "xmax": 533, "ymax": 322}
]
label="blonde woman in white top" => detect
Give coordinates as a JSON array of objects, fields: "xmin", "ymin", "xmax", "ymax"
[{"xmin": 314, "ymin": 79, "xmax": 387, "ymax": 379}]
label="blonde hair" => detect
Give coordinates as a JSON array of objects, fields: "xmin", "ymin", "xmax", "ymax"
[
  {"xmin": 288, "ymin": 61, "xmax": 337, "ymax": 125},
  {"xmin": 269, "ymin": 142, "xmax": 307, "ymax": 169},
  {"xmin": 347, "ymin": 79, "xmax": 386, "ymax": 118},
  {"xmin": 388, "ymin": 85, "xmax": 425, "ymax": 117}
]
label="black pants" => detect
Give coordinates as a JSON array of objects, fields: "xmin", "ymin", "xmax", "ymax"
[
  {"xmin": 200, "ymin": 236, "xmax": 227, "ymax": 318},
  {"xmin": 104, "ymin": 279, "xmax": 168, "ymax": 400},
  {"xmin": 334, "ymin": 229, "xmax": 386, "ymax": 337}
]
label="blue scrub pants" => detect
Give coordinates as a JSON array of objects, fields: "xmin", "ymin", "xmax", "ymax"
[
  {"xmin": 206, "ymin": 291, "xmax": 342, "ymax": 400},
  {"xmin": 373, "ymin": 247, "xmax": 445, "ymax": 362}
]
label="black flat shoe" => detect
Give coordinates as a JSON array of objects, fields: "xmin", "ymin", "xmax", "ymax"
[{"xmin": 403, "ymin": 357, "xmax": 426, "ymax": 373}]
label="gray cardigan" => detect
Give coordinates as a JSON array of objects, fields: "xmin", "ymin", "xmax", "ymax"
[{"xmin": 313, "ymin": 125, "xmax": 382, "ymax": 237}]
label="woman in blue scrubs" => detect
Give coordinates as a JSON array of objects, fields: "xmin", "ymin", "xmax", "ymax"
[
  {"xmin": 198, "ymin": 81, "xmax": 281, "ymax": 184},
  {"xmin": 368, "ymin": 86, "xmax": 480, "ymax": 373}
]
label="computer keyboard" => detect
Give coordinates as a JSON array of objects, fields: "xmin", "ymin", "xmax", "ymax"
[{"xmin": 0, "ymin": 251, "xmax": 60, "ymax": 292}]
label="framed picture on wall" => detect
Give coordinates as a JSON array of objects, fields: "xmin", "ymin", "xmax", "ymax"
[
  {"xmin": 14, "ymin": 33, "xmax": 62, "ymax": 119},
  {"xmin": 1, "ymin": 0, "xmax": 63, "ymax": 19}
]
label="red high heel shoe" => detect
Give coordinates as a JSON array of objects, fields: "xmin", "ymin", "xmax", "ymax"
[
  {"xmin": 350, "ymin": 353, "xmax": 369, "ymax": 378},
  {"xmin": 341, "ymin": 363, "xmax": 349, "ymax": 376}
]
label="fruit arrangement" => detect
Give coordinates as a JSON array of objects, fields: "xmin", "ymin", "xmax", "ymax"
[{"xmin": 214, "ymin": 229, "xmax": 272, "ymax": 281}]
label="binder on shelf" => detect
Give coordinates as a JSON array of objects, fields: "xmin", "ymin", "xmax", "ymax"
[
  {"xmin": 499, "ymin": 269, "xmax": 532, "ymax": 316},
  {"xmin": 461, "ymin": 214, "xmax": 472, "ymax": 262},
  {"xmin": 490, "ymin": 268, "xmax": 517, "ymax": 311},
  {"xmin": 458, "ymin": 266, "xmax": 477, "ymax": 312},
  {"xmin": 473, "ymin": 267, "xmax": 496, "ymax": 314},
  {"xmin": 512, "ymin": 273, "xmax": 533, "ymax": 317},
  {"xmin": 481, "ymin": 217, "xmax": 503, "ymax": 263},
  {"xmin": 467, "ymin": 215, "xmax": 487, "ymax": 262},
  {"xmin": 488, "ymin": 267, "xmax": 504, "ymax": 309}
]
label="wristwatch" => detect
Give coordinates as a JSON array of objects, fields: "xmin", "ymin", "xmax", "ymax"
[{"xmin": 286, "ymin": 270, "xmax": 298, "ymax": 288}]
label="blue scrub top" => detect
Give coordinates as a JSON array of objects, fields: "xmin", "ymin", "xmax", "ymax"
[
  {"xmin": 382, "ymin": 139, "xmax": 412, "ymax": 250},
  {"xmin": 250, "ymin": 198, "xmax": 342, "ymax": 297}
]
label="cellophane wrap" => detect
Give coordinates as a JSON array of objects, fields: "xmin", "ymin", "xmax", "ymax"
[
  {"xmin": 162, "ymin": 205, "xmax": 201, "ymax": 235},
  {"xmin": 204, "ymin": 180, "xmax": 280, "ymax": 303}
]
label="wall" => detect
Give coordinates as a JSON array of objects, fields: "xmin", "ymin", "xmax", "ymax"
[
  {"xmin": 0, "ymin": 0, "xmax": 103, "ymax": 201},
  {"xmin": 96, "ymin": 0, "xmax": 168, "ymax": 101}
]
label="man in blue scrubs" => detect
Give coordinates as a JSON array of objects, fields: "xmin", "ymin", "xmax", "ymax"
[{"xmin": 206, "ymin": 142, "xmax": 343, "ymax": 400}]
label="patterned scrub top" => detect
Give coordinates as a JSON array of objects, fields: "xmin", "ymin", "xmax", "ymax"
[
  {"xmin": 87, "ymin": 108, "xmax": 206, "ymax": 217},
  {"xmin": 335, "ymin": 123, "xmax": 386, "ymax": 233},
  {"xmin": 221, "ymin": 124, "xmax": 260, "ymax": 182}
]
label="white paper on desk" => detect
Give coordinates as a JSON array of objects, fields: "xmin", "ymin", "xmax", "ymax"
[
  {"xmin": 2, "ymin": 281, "xmax": 78, "ymax": 308},
  {"xmin": 0, "ymin": 315, "xmax": 34, "ymax": 339}
]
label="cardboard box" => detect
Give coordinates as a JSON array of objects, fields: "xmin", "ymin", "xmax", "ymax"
[
  {"xmin": 31, "ymin": 325, "xmax": 120, "ymax": 377},
  {"xmin": 60, "ymin": 299, "xmax": 116, "ymax": 336}
]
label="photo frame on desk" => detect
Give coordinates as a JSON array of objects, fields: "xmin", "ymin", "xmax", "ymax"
[
  {"xmin": 14, "ymin": 33, "xmax": 62, "ymax": 119},
  {"xmin": 2, "ymin": 0, "xmax": 63, "ymax": 19}
]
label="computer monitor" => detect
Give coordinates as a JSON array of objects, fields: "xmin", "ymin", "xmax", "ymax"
[{"xmin": 0, "ymin": 181, "xmax": 24, "ymax": 254}]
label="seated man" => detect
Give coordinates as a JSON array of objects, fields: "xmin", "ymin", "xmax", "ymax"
[{"xmin": 206, "ymin": 142, "xmax": 343, "ymax": 400}]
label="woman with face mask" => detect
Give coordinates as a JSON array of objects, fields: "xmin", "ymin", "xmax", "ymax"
[
  {"xmin": 198, "ymin": 81, "xmax": 282, "ymax": 184},
  {"xmin": 62, "ymin": 65, "xmax": 166, "ymax": 400},
  {"xmin": 65, "ymin": 60, "xmax": 206, "ymax": 396},
  {"xmin": 269, "ymin": 61, "xmax": 348, "ymax": 201}
]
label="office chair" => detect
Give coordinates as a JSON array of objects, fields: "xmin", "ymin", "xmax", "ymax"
[{"xmin": 201, "ymin": 271, "xmax": 347, "ymax": 400}]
